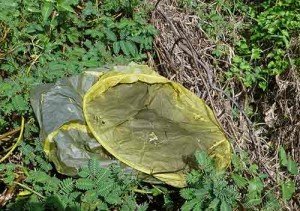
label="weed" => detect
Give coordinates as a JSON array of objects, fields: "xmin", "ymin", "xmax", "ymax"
[
  {"xmin": 181, "ymin": 150, "xmax": 297, "ymax": 210},
  {"xmin": 228, "ymin": 0, "xmax": 300, "ymax": 90},
  {"xmin": 1, "ymin": 140, "xmax": 147, "ymax": 210},
  {"xmin": 0, "ymin": 0, "xmax": 156, "ymax": 131}
]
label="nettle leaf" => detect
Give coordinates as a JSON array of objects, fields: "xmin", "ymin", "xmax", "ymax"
[
  {"xmin": 104, "ymin": 28, "xmax": 117, "ymax": 42},
  {"xmin": 279, "ymin": 146, "xmax": 288, "ymax": 166},
  {"xmin": 120, "ymin": 40, "xmax": 130, "ymax": 56},
  {"xmin": 125, "ymin": 41, "xmax": 138, "ymax": 57},
  {"xmin": 279, "ymin": 147, "xmax": 298, "ymax": 175},
  {"xmin": 113, "ymin": 41, "xmax": 121, "ymax": 54},
  {"xmin": 287, "ymin": 157, "xmax": 298, "ymax": 175},
  {"xmin": 248, "ymin": 178, "xmax": 263, "ymax": 194},
  {"xmin": 281, "ymin": 180, "xmax": 295, "ymax": 201},
  {"xmin": 231, "ymin": 174, "xmax": 248, "ymax": 188},
  {"xmin": 41, "ymin": 1, "xmax": 53, "ymax": 23},
  {"xmin": 248, "ymin": 164, "xmax": 259, "ymax": 174},
  {"xmin": 128, "ymin": 36, "xmax": 144, "ymax": 44}
]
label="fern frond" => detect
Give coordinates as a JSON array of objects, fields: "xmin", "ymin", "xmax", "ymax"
[
  {"xmin": 105, "ymin": 192, "xmax": 122, "ymax": 205},
  {"xmin": 35, "ymin": 156, "xmax": 52, "ymax": 172},
  {"xmin": 194, "ymin": 188, "xmax": 210, "ymax": 201},
  {"xmin": 96, "ymin": 181, "xmax": 114, "ymax": 197},
  {"xmin": 181, "ymin": 198, "xmax": 200, "ymax": 211},
  {"xmin": 180, "ymin": 188, "xmax": 195, "ymax": 200},
  {"xmin": 137, "ymin": 203, "xmax": 149, "ymax": 211},
  {"xmin": 88, "ymin": 158, "xmax": 102, "ymax": 177},
  {"xmin": 26, "ymin": 171, "xmax": 51, "ymax": 183},
  {"xmin": 75, "ymin": 178, "xmax": 94, "ymax": 191},
  {"xmin": 59, "ymin": 178, "xmax": 74, "ymax": 195},
  {"xmin": 186, "ymin": 170, "xmax": 201, "ymax": 185},
  {"xmin": 95, "ymin": 168, "xmax": 111, "ymax": 183},
  {"xmin": 78, "ymin": 167, "xmax": 89, "ymax": 178},
  {"xmin": 208, "ymin": 198, "xmax": 220, "ymax": 210},
  {"xmin": 81, "ymin": 190, "xmax": 98, "ymax": 203},
  {"xmin": 69, "ymin": 191, "xmax": 81, "ymax": 200},
  {"xmin": 44, "ymin": 177, "xmax": 60, "ymax": 193}
]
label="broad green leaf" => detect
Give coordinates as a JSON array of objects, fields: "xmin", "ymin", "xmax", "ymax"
[
  {"xmin": 41, "ymin": 2, "xmax": 53, "ymax": 23},
  {"xmin": 281, "ymin": 180, "xmax": 295, "ymax": 201},
  {"xmin": 231, "ymin": 174, "xmax": 248, "ymax": 188},
  {"xmin": 57, "ymin": 0, "xmax": 75, "ymax": 13},
  {"xmin": 258, "ymin": 173, "xmax": 268, "ymax": 179},
  {"xmin": 287, "ymin": 157, "xmax": 298, "ymax": 175},
  {"xmin": 258, "ymin": 81, "xmax": 267, "ymax": 90},
  {"xmin": 249, "ymin": 164, "xmax": 259, "ymax": 174},
  {"xmin": 125, "ymin": 41, "xmax": 138, "ymax": 57},
  {"xmin": 251, "ymin": 48, "xmax": 261, "ymax": 60},
  {"xmin": 279, "ymin": 147, "xmax": 288, "ymax": 167},
  {"xmin": 120, "ymin": 40, "xmax": 130, "ymax": 56},
  {"xmin": 248, "ymin": 178, "xmax": 263, "ymax": 193},
  {"xmin": 27, "ymin": 7, "xmax": 40, "ymax": 13},
  {"xmin": 128, "ymin": 36, "xmax": 144, "ymax": 44},
  {"xmin": 282, "ymin": 36, "xmax": 290, "ymax": 48},
  {"xmin": 84, "ymin": 60, "xmax": 100, "ymax": 68},
  {"xmin": 113, "ymin": 42, "xmax": 121, "ymax": 54},
  {"xmin": 104, "ymin": 28, "xmax": 117, "ymax": 42}
]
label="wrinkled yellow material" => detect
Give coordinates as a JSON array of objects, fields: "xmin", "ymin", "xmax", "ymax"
[{"xmin": 82, "ymin": 63, "xmax": 231, "ymax": 187}]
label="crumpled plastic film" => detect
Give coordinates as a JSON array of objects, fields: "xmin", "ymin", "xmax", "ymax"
[{"xmin": 31, "ymin": 63, "xmax": 231, "ymax": 187}]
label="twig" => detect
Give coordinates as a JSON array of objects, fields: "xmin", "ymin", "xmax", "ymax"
[
  {"xmin": 13, "ymin": 182, "xmax": 45, "ymax": 199},
  {"xmin": 133, "ymin": 188, "xmax": 153, "ymax": 194},
  {"xmin": 0, "ymin": 127, "xmax": 21, "ymax": 141},
  {"xmin": 0, "ymin": 117, "xmax": 25, "ymax": 163},
  {"xmin": 154, "ymin": 0, "xmax": 163, "ymax": 10},
  {"xmin": 171, "ymin": 38, "xmax": 184, "ymax": 55}
]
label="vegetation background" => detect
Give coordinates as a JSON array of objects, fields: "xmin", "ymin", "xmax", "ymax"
[{"xmin": 0, "ymin": 0, "xmax": 299, "ymax": 210}]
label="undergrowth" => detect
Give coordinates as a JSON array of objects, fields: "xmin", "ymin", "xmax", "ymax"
[
  {"xmin": 1, "ymin": 140, "xmax": 147, "ymax": 210},
  {"xmin": 1, "ymin": 139, "xmax": 297, "ymax": 210},
  {"xmin": 179, "ymin": 0, "xmax": 300, "ymax": 90},
  {"xmin": 0, "ymin": 0, "xmax": 156, "ymax": 131},
  {"xmin": 180, "ymin": 151, "xmax": 297, "ymax": 210}
]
